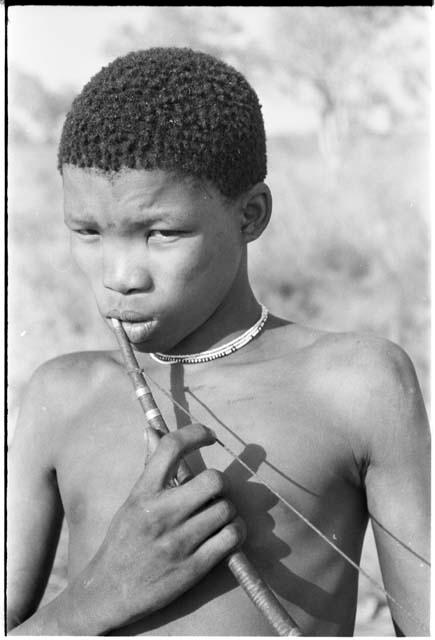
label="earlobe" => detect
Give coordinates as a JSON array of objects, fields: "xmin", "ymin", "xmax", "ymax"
[{"xmin": 239, "ymin": 183, "xmax": 272, "ymax": 243}]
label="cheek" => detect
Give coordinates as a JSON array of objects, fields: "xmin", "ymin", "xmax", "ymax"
[
  {"xmin": 70, "ymin": 239, "xmax": 101, "ymax": 283},
  {"xmin": 168, "ymin": 231, "xmax": 241, "ymax": 293}
]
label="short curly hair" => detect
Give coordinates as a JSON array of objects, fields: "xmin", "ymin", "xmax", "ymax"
[{"xmin": 58, "ymin": 47, "xmax": 267, "ymax": 199}]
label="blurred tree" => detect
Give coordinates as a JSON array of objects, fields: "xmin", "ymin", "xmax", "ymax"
[
  {"xmin": 103, "ymin": 6, "xmax": 246, "ymax": 68},
  {"xmin": 257, "ymin": 7, "xmax": 429, "ymax": 167},
  {"xmin": 9, "ymin": 68, "xmax": 75, "ymax": 144}
]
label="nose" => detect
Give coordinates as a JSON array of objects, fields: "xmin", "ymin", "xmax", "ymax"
[{"xmin": 103, "ymin": 238, "xmax": 153, "ymax": 295}]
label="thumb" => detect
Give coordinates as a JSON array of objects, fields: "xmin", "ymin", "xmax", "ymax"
[
  {"xmin": 137, "ymin": 424, "xmax": 216, "ymax": 494},
  {"xmin": 143, "ymin": 427, "xmax": 163, "ymax": 467},
  {"xmin": 143, "ymin": 427, "xmax": 187, "ymax": 487}
]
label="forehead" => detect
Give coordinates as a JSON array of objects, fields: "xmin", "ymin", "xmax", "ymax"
[{"xmin": 62, "ymin": 166, "xmax": 222, "ymax": 219}]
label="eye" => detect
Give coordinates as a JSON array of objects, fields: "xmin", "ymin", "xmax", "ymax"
[
  {"xmin": 148, "ymin": 229, "xmax": 183, "ymax": 240},
  {"xmin": 73, "ymin": 228, "xmax": 100, "ymax": 239},
  {"xmin": 72, "ymin": 229, "xmax": 99, "ymax": 236}
]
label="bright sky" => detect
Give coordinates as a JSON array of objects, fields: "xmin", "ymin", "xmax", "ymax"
[
  {"xmin": 8, "ymin": 5, "xmax": 318, "ymax": 134},
  {"xmin": 8, "ymin": 6, "xmax": 148, "ymax": 91}
]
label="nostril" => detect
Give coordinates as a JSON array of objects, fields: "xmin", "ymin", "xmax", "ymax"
[
  {"xmin": 103, "ymin": 279, "xmax": 153, "ymax": 295},
  {"xmin": 124, "ymin": 286, "xmax": 151, "ymax": 296},
  {"xmin": 102, "ymin": 239, "xmax": 154, "ymax": 294},
  {"xmin": 103, "ymin": 266, "xmax": 153, "ymax": 295}
]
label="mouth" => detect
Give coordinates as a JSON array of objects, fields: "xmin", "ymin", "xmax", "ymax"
[
  {"xmin": 106, "ymin": 310, "xmax": 157, "ymax": 344},
  {"xmin": 107, "ymin": 310, "xmax": 150, "ymax": 323}
]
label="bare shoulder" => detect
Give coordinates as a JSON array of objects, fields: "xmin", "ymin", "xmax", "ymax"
[
  {"xmin": 31, "ymin": 349, "xmax": 119, "ymax": 395},
  {"xmin": 265, "ymin": 318, "xmax": 419, "ymax": 391},
  {"xmin": 305, "ymin": 329, "xmax": 417, "ymax": 386},
  {"xmin": 15, "ymin": 350, "xmax": 122, "ymax": 438},
  {"xmin": 32, "ymin": 349, "xmax": 120, "ymax": 388},
  {"xmin": 10, "ymin": 350, "xmax": 124, "ymax": 478},
  {"xmin": 268, "ymin": 320, "xmax": 427, "ymax": 455},
  {"xmin": 289, "ymin": 326, "xmax": 428, "ymax": 457}
]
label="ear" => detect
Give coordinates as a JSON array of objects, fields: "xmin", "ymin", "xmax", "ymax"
[{"xmin": 238, "ymin": 183, "xmax": 272, "ymax": 244}]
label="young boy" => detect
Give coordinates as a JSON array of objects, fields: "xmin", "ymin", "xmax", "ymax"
[{"xmin": 7, "ymin": 48, "xmax": 430, "ymax": 636}]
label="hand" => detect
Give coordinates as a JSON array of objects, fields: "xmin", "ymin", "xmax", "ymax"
[{"xmin": 68, "ymin": 423, "xmax": 246, "ymax": 633}]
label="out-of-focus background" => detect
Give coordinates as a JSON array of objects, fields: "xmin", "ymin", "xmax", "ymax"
[{"xmin": 8, "ymin": 6, "xmax": 430, "ymax": 635}]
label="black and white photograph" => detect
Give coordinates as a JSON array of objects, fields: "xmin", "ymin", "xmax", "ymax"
[{"xmin": 6, "ymin": 6, "xmax": 431, "ymax": 636}]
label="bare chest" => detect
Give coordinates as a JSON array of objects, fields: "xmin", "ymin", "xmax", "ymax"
[{"xmin": 56, "ymin": 361, "xmax": 367, "ymax": 634}]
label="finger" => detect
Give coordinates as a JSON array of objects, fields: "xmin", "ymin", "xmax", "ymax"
[
  {"xmin": 175, "ymin": 458, "xmax": 194, "ymax": 485},
  {"xmin": 159, "ymin": 469, "xmax": 229, "ymax": 525},
  {"xmin": 144, "ymin": 428, "xmax": 193, "ymax": 487},
  {"xmin": 137, "ymin": 424, "xmax": 216, "ymax": 493},
  {"xmin": 143, "ymin": 427, "xmax": 163, "ymax": 467},
  {"xmin": 175, "ymin": 498, "xmax": 237, "ymax": 554},
  {"xmin": 126, "ymin": 469, "xmax": 229, "ymax": 537},
  {"xmin": 192, "ymin": 516, "xmax": 247, "ymax": 572}
]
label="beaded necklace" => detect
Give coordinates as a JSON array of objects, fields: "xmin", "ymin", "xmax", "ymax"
[{"xmin": 149, "ymin": 305, "xmax": 269, "ymax": 365}]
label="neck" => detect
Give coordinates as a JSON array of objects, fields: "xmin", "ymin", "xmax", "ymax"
[{"xmin": 168, "ymin": 279, "xmax": 261, "ymax": 357}]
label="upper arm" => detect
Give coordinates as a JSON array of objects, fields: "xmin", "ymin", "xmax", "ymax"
[
  {"xmin": 7, "ymin": 363, "xmax": 65, "ymax": 627},
  {"xmin": 360, "ymin": 342, "xmax": 430, "ymax": 635}
]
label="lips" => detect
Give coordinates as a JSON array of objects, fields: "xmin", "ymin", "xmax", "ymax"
[
  {"xmin": 106, "ymin": 310, "xmax": 156, "ymax": 343},
  {"xmin": 107, "ymin": 310, "xmax": 149, "ymax": 323},
  {"xmin": 121, "ymin": 320, "xmax": 155, "ymax": 343}
]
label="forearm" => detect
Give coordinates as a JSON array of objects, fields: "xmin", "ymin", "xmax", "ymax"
[
  {"xmin": 7, "ymin": 426, "xmax": 241, "ymax": 635},
  {"xmin": 7, "ymin": 582, "xmax": 109, "ymax": 636}
]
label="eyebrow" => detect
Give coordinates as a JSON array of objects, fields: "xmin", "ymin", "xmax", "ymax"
[
  {"xmin": 64, "ymin": 211, "xmax": 190, "ymax": 229},
  {"xmin": 63, "ymin": 213, "xmax": 99, "ymax": 228},
  {"xmin": 138, "ymin": 205, "xmax": 192, "ymax": 223},
  {"xmin": 64, "ymin": 215, "xmax": 96, "ymax": 224}
]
